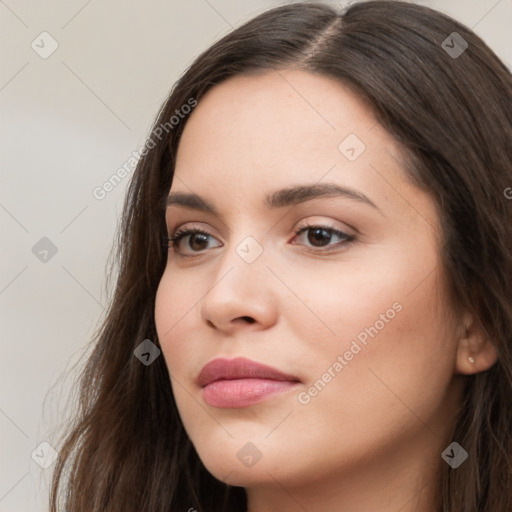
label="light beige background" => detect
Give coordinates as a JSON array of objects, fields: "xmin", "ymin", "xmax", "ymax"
[{"xmin": 1, "ymin": 1, "xmax": 510, "ymax": 510}]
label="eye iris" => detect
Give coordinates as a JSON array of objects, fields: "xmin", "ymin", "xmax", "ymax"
[
  {"xmin": 189, "ymin": 233, "xmax": 209, "ymax": 251},
  {"xmin": 308, "ymin": 228, "xmax": 332, "ymax": 247}
]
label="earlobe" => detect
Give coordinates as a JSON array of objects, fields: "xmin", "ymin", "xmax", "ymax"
[{"xmin": 455, "ymin": 314, "xmax": 498, "ymax": 375}]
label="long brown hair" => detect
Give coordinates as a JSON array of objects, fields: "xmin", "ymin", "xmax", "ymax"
[{"xmin": 49, "ymin": 2, "xmax": 512, "ymax": 510}]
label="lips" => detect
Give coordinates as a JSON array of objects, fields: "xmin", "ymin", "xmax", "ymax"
[
  {"xmin": 196, "ymin": 357, "xmax": 301, "ymax": 408},
  {"xmin": 197, "ymin": 357, "xmax": 300, "ymax": 387}
]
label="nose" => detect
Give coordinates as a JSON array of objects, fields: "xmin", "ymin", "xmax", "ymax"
[{"xmin": 200, "ymin": 239, "xmax": 279, "ymax": 334}]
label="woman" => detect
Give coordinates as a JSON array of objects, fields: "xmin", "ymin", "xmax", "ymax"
[{"xmin": 50, "ymin": 1, "xmax": 512, "ymax": 511}]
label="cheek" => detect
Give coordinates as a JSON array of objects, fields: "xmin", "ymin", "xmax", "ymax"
[
  {"xmin": 281, "ymin": 244, "xmax": 457, "ymax": 422},
  {"xmin": 154, "ymin": 273, "xmax": 205, "ymax": 430},
  {"xmin": 301, "ymin": 269, "xmax": 456, "ymax": 433},
  {"xmin": 154, "ymin": 271, "xmax": 196, "ymax": 380},
  {"xmin": 268, "ymin": 242, "xmax": 446, "ymax": 361}
]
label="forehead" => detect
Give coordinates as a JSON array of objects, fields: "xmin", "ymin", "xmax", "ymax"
[
  {"xmin": 177, "ymin": 69, "xmax": 388, "ymax": 161},
  {"xmin": 175, "ymin": 70, "xmax": 400, "ymax": 183}
]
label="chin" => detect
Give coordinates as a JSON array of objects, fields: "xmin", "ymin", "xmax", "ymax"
[{"xmin": 199, "ymin": 453, "xmax": 274, "ymax": 487}]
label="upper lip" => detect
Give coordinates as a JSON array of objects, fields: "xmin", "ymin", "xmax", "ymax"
[{"xmin": 197, "ymin": 357, "xmax": 301, "ymax": 387}]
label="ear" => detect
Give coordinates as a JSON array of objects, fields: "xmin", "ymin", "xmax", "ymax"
[{"xmin": 455, "ymin": 311, "xmax": 498, "ymax": 375}]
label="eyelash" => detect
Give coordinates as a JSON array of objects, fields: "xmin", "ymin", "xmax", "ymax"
[{"xmin": 163, "ymin": 223, "xmax": 355, "ymax": 257}]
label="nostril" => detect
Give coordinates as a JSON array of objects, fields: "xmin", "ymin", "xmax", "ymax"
[{"xmin": 239, "ymin": 316, "xmax": 255, "ymax": 324}]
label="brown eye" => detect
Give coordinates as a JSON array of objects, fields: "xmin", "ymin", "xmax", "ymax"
[
  {"xmin": 293, "ymin": 224, "xmax": 355, "ymax": 250},
  {"xmin": 167, "ymin": 228, "xmax": 221, "ymax": 256}
]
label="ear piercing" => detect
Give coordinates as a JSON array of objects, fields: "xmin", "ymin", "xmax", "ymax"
[{"xmin": 468, "ymin": 356, "xmax": 475, "ymax": 363}]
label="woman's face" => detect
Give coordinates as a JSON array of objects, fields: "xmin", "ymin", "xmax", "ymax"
[{"xmin": 155, "ymin": 70, "xmax": 466, "ymax": 499}]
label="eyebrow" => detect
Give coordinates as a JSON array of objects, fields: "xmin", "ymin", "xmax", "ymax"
[{"xmin": 165, "ymin": 182, "xmax": 379, "ymax": 214}]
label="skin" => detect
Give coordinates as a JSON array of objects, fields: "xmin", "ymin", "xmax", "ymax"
[{"xmin": 154, "ymin": 69, "xmax": 497, "ymax": 512}]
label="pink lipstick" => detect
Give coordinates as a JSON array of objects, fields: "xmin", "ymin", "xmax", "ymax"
[{"xmin": 197, "ymin": 357, "xmax": 300, "ymax": 408}]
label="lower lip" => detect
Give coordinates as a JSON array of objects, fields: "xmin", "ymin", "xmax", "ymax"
[{"xmin": 202, "ymin": 378, "xmax": 299, "ymax": 408}]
